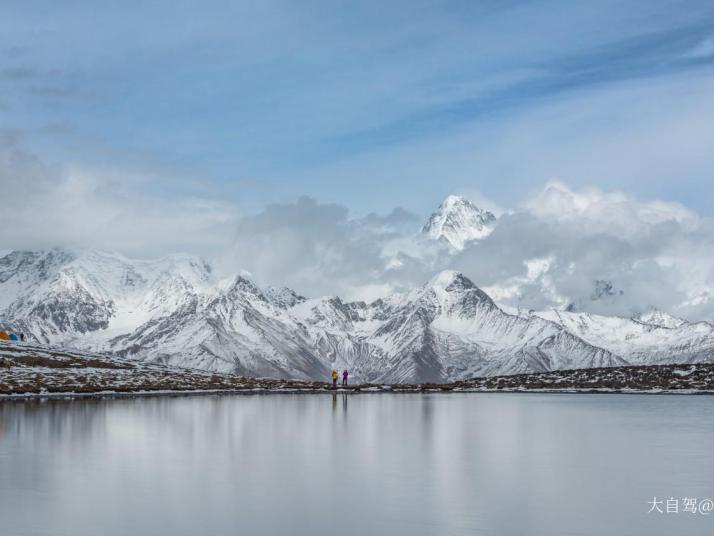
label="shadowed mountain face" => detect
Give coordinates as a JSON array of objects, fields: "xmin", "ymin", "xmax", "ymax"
[{"xmin": 2, "ymin": 249, "xmax": 713, "ymax": 383}]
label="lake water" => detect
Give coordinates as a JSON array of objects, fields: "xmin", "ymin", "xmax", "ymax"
[{"xmin": 1, "ymin": 393, "xmax": 713, "ymax": 536}]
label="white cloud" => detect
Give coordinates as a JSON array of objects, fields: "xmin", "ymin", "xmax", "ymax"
[
  {"xmin": 525, "ymin": 180, "xmax": 698, "ymax": 236},
  {"xmin": 3, "ymin": 136, "xmax": 714, "ymax": 323},
  {"xmin": 0, "ymin": 141, "xmax": 240, "ymax": 258},
  {"xmin": 211, "ymin": 180, "xmax": 714, "ymax": 324},
  {"xmin": 473, "ymin": 182, "xmax": 714, "ymax": 320},
  {"xmin": 684, "ymin": 36, "xmax": 714, "ymax": 59}
]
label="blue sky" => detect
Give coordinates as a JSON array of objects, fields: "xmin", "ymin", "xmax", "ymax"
[{"xmin": 2, "ymin": 0, "xmax": 714, "ymax": 217}]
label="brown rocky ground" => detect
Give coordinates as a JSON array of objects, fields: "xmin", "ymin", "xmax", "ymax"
[{"xmin": 2, "ymin": 342, "xmax": 713, "ymax": 397}]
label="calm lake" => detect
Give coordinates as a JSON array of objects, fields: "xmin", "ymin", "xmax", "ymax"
[{"xmin": 1, "ymin": 393, "xmax": 713, "ymax": 536}]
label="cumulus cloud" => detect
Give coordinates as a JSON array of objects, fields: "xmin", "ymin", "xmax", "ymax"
[
  {"xmin": 3, "ymin": 137, "xmax": 714, "ymax": 322},
  {"xmin": 215, "ymin": 182, "xmax": 714, "ymax": 323},
  {"xmin": 525, "ymin": 181, "xmax": 698, "ymax": 236},
  {"xmin": 454, "ymin": 183, "xmax": 713, "ymax": 320},
  {"xmin": 215, "ymin": 196, "xmax": 428, "ymax": 301},
  {"xmin": 0, "ymin": 139, "xmax": 240, "ymax": 257}
]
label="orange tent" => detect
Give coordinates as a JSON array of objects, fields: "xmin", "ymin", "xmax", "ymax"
[{"xmin": 0, "ymin": 331, "xmax": 9, "ymax": 341}]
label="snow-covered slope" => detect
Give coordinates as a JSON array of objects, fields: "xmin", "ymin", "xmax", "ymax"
[
  {"xmin": 357, "ymin": 271, "xmax": 622, "ymax": 382},
  {"xmin": 421, "ymin": 195, "xmax": 497, "ymax": 250},
  {"xmin": 109, "ymin": 276, "xmax": 330, "ymax": 380},
  {"xmin": 0, "ymin": 249, "xmax": 214, "ymax": 347},
  {"xmin": 536, "ymin": 309, "xmax": 714, "ymax": 365},
  {"xmin": 2, "ymin": 249, "xmax": 714, "ymax": 383}
]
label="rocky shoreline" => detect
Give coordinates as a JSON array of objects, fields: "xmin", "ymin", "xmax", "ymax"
[{"xmin": 2, "ymin": 342, "xmax": 713, "ymax": 398}]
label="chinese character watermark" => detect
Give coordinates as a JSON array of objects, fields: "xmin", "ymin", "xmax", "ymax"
[{"xmin": 648, "ymin": 497, "xmax": 713, "ymax": 515}]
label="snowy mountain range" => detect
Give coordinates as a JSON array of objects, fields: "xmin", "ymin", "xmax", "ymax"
[{"xmin": 2, "ymin": 248, "xmax": 714, "ymax": 383}]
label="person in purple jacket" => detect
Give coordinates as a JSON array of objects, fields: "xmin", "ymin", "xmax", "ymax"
[{"xmin": 342, "ymin": 370, "xmax": 349, "ymax": 386}]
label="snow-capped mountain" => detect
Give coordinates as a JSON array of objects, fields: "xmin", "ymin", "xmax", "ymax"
[
  {"xmin": 0, "ymin": 249, "xmax": 214, "ymax": 347},
  {"xmin": 1, "ymin": 248, "xmax": 713, "ymax": 383},
  {"xmin": 536, "ymin": 309, "xmax": 714, "ymax": 365},
  {"xmin": 421, "ymin": 195, "xmax": 497, "ymax": 250}
]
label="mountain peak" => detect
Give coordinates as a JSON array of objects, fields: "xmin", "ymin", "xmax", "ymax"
[
  {"xmin": 228, "ymin": 275, "xmax": 262, "ymax": 295},
  {"xmin": 427, "ymin": 270, "xmax": 476, "ymax": 291},
  {"xmin": 421, "ymin": 195, "xmax": 496, "ymax": 250},
  {"xmin": 263, "ymin": 286, "xmax": 306, "ymax": 309},
  {"xmin": 634, "ymin": 309, "xmax": 687, "ymax": 329},
  {"xmin": 441, "ymin": 194, "xmax": 470, "ymax": 208}
]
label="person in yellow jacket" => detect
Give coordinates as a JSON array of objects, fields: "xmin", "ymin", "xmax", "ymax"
[{"xmin": 331, "ymin": 369, "xmax": 338, "ymax": 389}]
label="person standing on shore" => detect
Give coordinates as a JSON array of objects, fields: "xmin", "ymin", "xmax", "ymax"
[
  {"xmin": 342, "ymin": 370, "xmax": 349, "ymax": 386},
  {"xmin": 331, "ymin": 369, "xmax": 338, "ymax": 389}
]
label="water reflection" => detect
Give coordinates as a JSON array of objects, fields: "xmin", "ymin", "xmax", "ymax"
[
  {"xmin": 330, "ymin": 392, "xmax": 349, "ymax": 416},
  {"xmin": 0, "ymin": 393, "xmax": 713, "ymax": 536}
]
